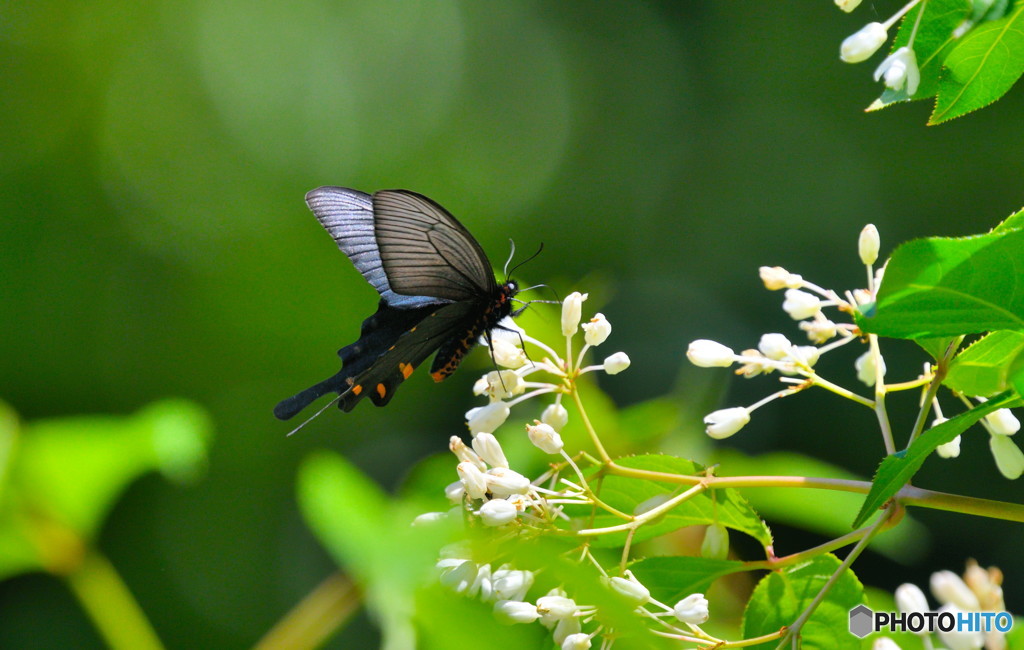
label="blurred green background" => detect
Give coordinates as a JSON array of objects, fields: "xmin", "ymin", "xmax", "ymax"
[{"xmin": 2, "ymin": 1, "xmax": 1023, "ymax": 647}]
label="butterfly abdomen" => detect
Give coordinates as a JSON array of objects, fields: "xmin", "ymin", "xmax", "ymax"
[{"xmin": 429, "ymin": 286, "xmax": 515, "ymax": 381}]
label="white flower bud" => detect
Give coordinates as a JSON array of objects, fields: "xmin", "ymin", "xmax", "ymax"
[
  {"xmin": 704, "ymin": 407, "xmax": 750, "ymax": 440},
  {"xmin": 936, "ymin": 434, "xmax": 961, "ymax": 459},
  {"xmin": 527, "ymin": 421, "xmax": 564, "ymax": 454},
  {"xmin": 701, "ymin": 524, "xmax": 730, "ymax": 560},
  {"xmin": 472, "ymin": 432, "xmax": 509, "ymax": 468},
  {"xmin": 799, "ymin": 318, "xmax": 838, "ymax": 343},
  {"xmin": 835, "ymin": 0, "xmax": 863, "ymax": 12},
  {"xmin": 895, "ymin": 583, "xmax": 929, "ymax": 615},
  {"xmin": 985, "ymin": 408, "xmax": 1020, "ymax": 435},
  {"xmin": 479, "ymin": 370, "xmax": 525, "ymax": 400},
  {"xmin": 541, "ymin": 403, "xmax": 569, "ymax": 431},
  {"xmin": 936, "ymin": 605, "xmax": 985, "ymax": 650},
  {"xmin": 963, "ymin": 560, "xmax": 1004, "ymax": 610},
  {"xmin": 440, "ymin": 559, "xmax": 478, "ymax": 594},
  {"xmin": 536, "ymin": 595, "xmax": 578, "ymax": 622},
  {"xmin": 561, "ymin": 292, "xmax": 588, "ymax": 336},
  {"xmin": 492, "ymin": 337, "xmax": 528, "ymax": 369},
  {"xmin": 494, "ymin": 600, "xmax": 540, "ymax": 624},
  {"xmin": 466, "ymin": 401, "xmax": 511, "ymax": 434},
  {"xmin": 603, "ymin": 352, "xmax": 630, "ymax": 375},
  {"xmin": 859, "ymin": 224, "xmax": 880, "ymax": 265},
  {"xmin": 841, "ymin": 22, "xmax": 888, "ymax": 63},
  {"xmin": 553, "ymin": 618, "xmax": 582, "ymax": 647},
  {"xmin": 485, "ymin": 467, "xmax": 532, "ymax": 497},
  {"xmin": 871, "ymin": 637, "xmax": 901, "ymax": 650},
  {"xmin": 457, "ymin": 461, "xmax": 489, "ymax": 500},
  {"xmin": 608, "ymin": 570, "xmax": 651, "ymax": 606},
  {"xmin": 783, "ymin": 289, "xmax": 822, "ymax": 320},
  {"xmin": 492, "ymin": 566, "xmax": 534, "ymax": 602},
  {"xmin": 450, "ymin": 435, "xmax": 486, "ymax": 471},
  {"xmin": 479, "ymin": 498, "xmax": 518, "ymax": 526},
  {"xmin": 673, "ymin": 593, "xmax": 709, "ymax": 624},
  {"xmin": 687, "ymin": 339, "xmax": 735, "ymax": 368},
  {"xmin": 759, "ymin": 266, "xmax": 803, "ymax": 290},
  {"xmin": 758, "ymin": 333, "xmax": 793, "ymax": 360},
  {"xmin": 855, "ymin": 350, "xmax": 886, "ymax": 386},
  {"xmin": 791, "ymin": 345, "xmax": 820, "ymax": 368},
  {"xmin": 445, "ymin": 480, "xmax": 466, "ymax": 504},
  {"xmin": 931, "ymin": 570, "xmax": 981, "ymax": 610},
  {"xmin": 582, "ymin": 312, "xmax": 612, "ymax": 346},
  {"xmin": 412, "ymin": 511, "xmax": 447, "ymax": 526},
  {"xmin": 561, "ymin": 632, "xmax": 592, "ymax": 650},
  {"xmin": 989, "ymin": 434, "xmax": 1024, "ymax": 479},
  {"xmin": 874, "ymin": 47, "xmax": 920, "ymax": 95},
  {"xmin": 471, "ymin": 563, "xmax": 492, "ymax": 600}
]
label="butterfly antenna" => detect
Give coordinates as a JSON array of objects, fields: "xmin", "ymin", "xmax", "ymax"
[
  {"xmin": 503, "ymin": 239, "xmax": 517, "ymax": 279},
  {"xmin": 285, "ymin": 393, "xmax": 343, "ymax": 437},
  {"xmin": 506, "ymin": 242, "xmax": 544, "ymax": 280}
]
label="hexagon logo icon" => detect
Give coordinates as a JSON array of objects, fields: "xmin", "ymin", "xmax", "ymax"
[{"xmin": 849, "ymin": 604, "xmax": 874, "ymax": 638}]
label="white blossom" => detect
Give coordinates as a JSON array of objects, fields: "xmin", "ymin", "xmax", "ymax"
[
  {"xmin": 582, "ymin": 313, "xmax": 611, "ymax": 346},
  {"xmin": 494, "ymin": 600, "xmax": 540, "ymax": 624},
  {"xmin": 936, "ymin": 434, "xmax": 961, "ymax": 459},
  {"xmin": 541, "ymin": 403, "xmax": 569, "ymax": 431},
  {"xmin": 553, "ymin": 618, "xmax": 583, "ymax": 647},
  {"xmin": 561, "ymin": 292, "xmax": 588, "ymax": 336},
  {"xmin": 783, "ymin": 289, "xmax": 822, "ymax": 320},
  {"xmin": 931, "ymin": 570, "xmax": 981, "ymax": 610},
  {"xmin": 799, "ymin": 318, "xmax": 838, "ymax": 344},
  {"xmin": 859, "ymin": 224, "xmax": 880, "ymax": 265},
  {"xmin": 485, "ymin": 467, "xmax": 532, "ymax": 496},
  {"xmin": 841, "ymin": 22, "xmax": 888, "ymax": 63},
  {"xmin": 561, "ymin": 633, "xmax": 592, "ymax": 650},
  {"xmin": 445, "ymin": 480, "xmax": 466, "ymax": 504},
  {"xmin": 608, "ymin": 570, "xmax": 650, "ymax": 606},
  {"xmin": 603, "ymin": 352, "xmax": 630, "ymax": 375},
  {"xmin": 985, "ymin": 408, "xmax": 1020, "ymax": 436},
  {"xmin": 936, "ymin": 604, "xmax": 985, "ymax": 650},
  {"xmin": 450, "ymin": 435, "xmax": 486, "ymax": 471},
  {"xmin": 704, "ymin": 407, "xmax": 750, "ymax": 439},
  {"xmin": 895, "ymin": 583, "xmax": 929, "ymax": 615},
  {"xmin": 536, "ymin": 595, "xmax": 578, "ymax": 622},
  {"xmin": 871, "ymin": 637, "xmax": 901, "ymax": 650},
  {"xmin": 472, "ymin": 432, "xmax": 509, "ymax": 468},
  {"xmin": 477, "ymin": 370, "xmax": 526, "ymax": 400},
  {"xmin": 492, "ymin": 566, "xmax": 534, "ymax": 602},
  {"xmin": 479, "ymin": 498, "xmax": 518, "ymax": 526},
  {"xmin": 835, "ymin": 0, "xmax": 863, "ymax": 12},
  {"xmin": 466, "ymin": 401, "xmax": 511, "ymax": 434},
  {"xmin": 439, "ymin": 559, "xmax": 478, "ymax": 594},
  {"xmin": 874, "ymin": 47, "xmax": 920, "ymax": 95},
  {"xmin": 989, "ymin": 434, "xmax": 1024, "ymax": 479},
  {"xmin": 412, "ymin": 511, "xmax": 447, "ymax": 526},
  {"xmin": 758, "ymin": 333, "xmax": 793, "ymax": 360},
  {"xmin": 673, "ymin": 593, "xmax": 709, "ymax": 624},
  {"xmin": 687, "ymin": 339, "xmax": 735, "ymax": 368},
  {"xmin": 492, "ymin": 337, "xmax": 528, "ymax": 368},
  {"xmin": 457, "ymin": 461, "xmax": 489, "ymax": 500},
  {"xmin": 527, "ymin": 421, "xmax": 564, "ymax": 454},
  {"xmin": 759, "ymin": 266, "xmax": 803, "ymax": 290},
  {"xmin": 855, "ymin": 350, "xmax": 885, "ymax": 386}
]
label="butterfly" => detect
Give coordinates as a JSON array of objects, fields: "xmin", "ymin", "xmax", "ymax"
[{"xmin": 274, "ymin": 187, "xmax": 523, "ymax": 422}]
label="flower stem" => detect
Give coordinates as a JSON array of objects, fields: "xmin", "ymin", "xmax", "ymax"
[
  {"xmin": 255, "ymin": 572, "xmax": 360, "ymax": 650},
  {"xmin": 571, "ymin": 384, "xmax": 611, "ymax": 463},
  {"xmin": 65, "ymin": 549, "xmax": 164, "ymax": 650}
]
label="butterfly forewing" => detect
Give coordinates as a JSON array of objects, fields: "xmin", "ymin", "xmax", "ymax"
[{"xmin": 372, "ymin": 190, "xmax": 497, "ymax": 301}]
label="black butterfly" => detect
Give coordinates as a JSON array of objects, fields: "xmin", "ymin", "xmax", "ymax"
[{"xmin": 274, "ymin": 187, "xmax": 521, "ymax": 421}]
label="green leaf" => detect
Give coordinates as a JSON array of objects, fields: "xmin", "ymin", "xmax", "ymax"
[
  {"xmin": 629, "ymin": 555, "xmax": 749, "ymax": 606},
  {"xmin": 945, "ymin": 331, "xmax": 1024, "ymax": 396},
  {"xmin": 579, "ymin": 455, "xmax": 772, "ymax": 549},
  {"xmin": 857, "ymin": 228, "xmax": 1024, "ymax": 338},
  {"xmin": 851, "ymin": 390, "xmax": 1017, "ymax": 527},
  {"xmin": 0, "ymin": 400, "xmax": 212, "ymax": 580},
  {"xmin": 298, "ymin": 450, "xmax": 451, "ymax": 650},
  {"xmin": 742, "ymin": 554, "xmax": 865, "ymax": 649},
  {"xmin": 931, "ymin": 5, "xmax": 1024, "ymax": 124},
  {"xmin": 993, "ymin": 205, "xmax": 1024, "ymax": 233},
  {"xmin": 869, "ymin": 0, "xmax": 971, "ymax": 110}
]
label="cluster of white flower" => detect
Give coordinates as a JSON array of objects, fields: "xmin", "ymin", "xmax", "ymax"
[
  {"xmin": 686, "ymin": 224, "xmax": 1024, "ymax": 478},
  {"xmin": 836, "ymin": 0, "xmax": 924, "ymax": 96},
  {"xmin": 880, "ymin": 560, "xmax": 1011, "ymax": 650},
  {"xmin": 434, "ymin": 548, "xmax": 712, "ymax": 649}
]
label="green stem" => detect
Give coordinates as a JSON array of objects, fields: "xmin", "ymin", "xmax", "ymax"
[
  {"xmin": 255, "ymin": 572, "xmax": 360, "ymax": 650},
  {"xmin": 65, "ymin": 549, "xmax": 164, "ymax": 650},
  {"xmin": 571, "ymin": 384, "xmax": 611, "ymax": 463}
]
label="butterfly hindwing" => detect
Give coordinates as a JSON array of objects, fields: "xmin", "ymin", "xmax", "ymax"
[{"xmin": 339, "ymin": 301, "xmax": 479, "ymax": 411}]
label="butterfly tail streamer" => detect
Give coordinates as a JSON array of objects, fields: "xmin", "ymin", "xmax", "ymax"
[{"xmin": 273, "ymin": 370, "xmax": 349, "ymax": 421}]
